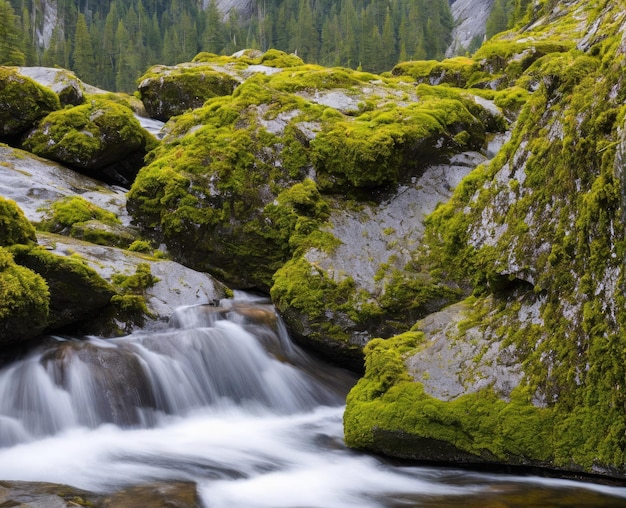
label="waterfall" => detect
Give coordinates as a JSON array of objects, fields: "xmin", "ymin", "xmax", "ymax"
[
  {"xmin": 0, "ymin": 298, "xmax": 351, "ymax": 446},
  {"xmin": 0, "ymin": 297, "xmax": 624, "ymax": 507}
]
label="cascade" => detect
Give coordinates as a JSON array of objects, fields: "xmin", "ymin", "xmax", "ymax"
[{"xmin": 0, "ymin": 296, "xmax": 624, "ymax": 507}]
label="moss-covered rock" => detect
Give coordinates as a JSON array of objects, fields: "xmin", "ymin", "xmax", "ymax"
[
  {"xmin": 36, "ymin": 195, "xmax": 138, "ymax": 248},
  {"xmin": 344, "ymin": 0, "xmax": 626, "ymax": 479},
  {"xmin": 22, "ymin": 98, "xmax": 156, "ymax": 187},
  {"xmin": 128, "ymin": 60, "xmax": 501, "ymax": 301},
  {"xmin": 17, "ymin": 67, "xmax": 86, "ymax": 106},
  {"xmin": 10, "ymin": 244, "xmax": 115, "ymax": 331},
  {"xmin": 0, "ymin": 247, "xmax": 50, "ymax": 344},
  {"xmin": 0, "ymin": 67, "xmax": 60, "ymax": 138},
  {"xmin": 0, "ymin": 197, "xmax": 37, "ymax": 247},
  {"xmin": 138, "ymin": 64, "xmax": 240, "ymax": 121}
]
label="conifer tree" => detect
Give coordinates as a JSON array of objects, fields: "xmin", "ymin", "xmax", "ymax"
[
  {"xmin": 0, "ymin": 0, "xmax": 26, "ymax": 65},
  {"xmin": 73, "ymin": 13, "xmax": 96, "ymax": 83},
  {"xmin": 486, "ymin": 0, "xmax": 509, "ymax": 39}
]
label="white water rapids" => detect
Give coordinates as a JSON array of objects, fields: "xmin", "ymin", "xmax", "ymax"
[{"xmin": 0, "ymin": 296, "xmax": 625, "ymax": 507}]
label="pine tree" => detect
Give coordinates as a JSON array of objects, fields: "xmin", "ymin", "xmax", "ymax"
[
  {"xmin": 202, "ymin": 0, "xmax": 224, "ymax": 54},
  {"xmin": 486, "ymin": 0, "xmax": 509, "ymax": 39},
  {"xmin": 73, "ymin": 13, "xmax": 96, "ymax": 83},
  {"xmin": 381, "ymin": 8, "xmax": 395, "ymax": 67},
  {"xmin": 0, "ymin": 0, "xmax": 26, "ymax": 65}
]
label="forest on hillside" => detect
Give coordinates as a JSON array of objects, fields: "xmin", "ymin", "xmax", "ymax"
[{"xmin": 0, "ymin": 0, "xmax": 524, "ymax": 92}]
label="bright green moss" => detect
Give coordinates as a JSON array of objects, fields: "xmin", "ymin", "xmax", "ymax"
[
  {"xmin": 38, "ymin": 196, "xmax": 121, "ymax": 233},
  {"xmin": 10, "ymin": 244, "xmax": 114, "ymax": 297},
  {"xmin": 344, "ymin": 326, "xmax": 555, "ymax": 464},
  {"xmin": 0, "ymin": 67, "xmax": 60, "ymax": 136},
  {"xmin": 0, "ymin": 196, "xmax": 37, "ymax": 246},
  {"xmin": 112, "ymin": 263, "xmax": 159, "ymax": 293},
  {"xmin": 257, "ymin": 49, "xmax": 304, "ymax": 68},
  {"xmin": 23, "ymin": 98, "xmax": 153, "ymax": 169},
  {"xmin": 0, "ymin": 247, "xmax": 49, "ymax": 322},
  {"xmin": 310, "ymin": 92, "xmax": 487, "ymax": 191},
  {"xmin": 138, "ymin": 65, "xmax": 240, "ymax": 121},
  {"xmin": 391, "ymin": 57, "xmax": 486, "ymax": 88}
]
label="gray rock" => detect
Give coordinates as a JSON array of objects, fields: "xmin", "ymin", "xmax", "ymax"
[{"xmin": 447, "ymin": 0, "xmax": 494, "ymax": 57}]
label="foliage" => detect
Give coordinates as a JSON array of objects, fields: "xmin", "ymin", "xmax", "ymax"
[{"xmin": 0, "ymin": 0, "xmax": 25, "ymax": 65}]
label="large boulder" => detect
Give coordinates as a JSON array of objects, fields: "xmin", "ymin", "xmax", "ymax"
[
  {"xmin": 17, "ymin": 67, "xmax": 85, "ymax": 106},
  {"xmin": 0, "ymin": 67, "xmax": 60, "ymax": 139},
  {"xmin": 22, "ymin": 98, "xmax": 156, "ymax": 187},
  {"xmin": 138, "ymin": 63, "xmax": 240, "ymax": 121},
  {"xmin": 127, "ymin": 55, "xmax": 506, "ymax": 366},
  {"xmin": 0, "ymin": 147, "xmax": 230, "ymax": 342},
  {"xmin": 344, "ymin": 0, "xmax": 626, "ymax": 480}
]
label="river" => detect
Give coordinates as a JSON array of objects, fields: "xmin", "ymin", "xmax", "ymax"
[{"xmin": 0, "ymin": 295, "xmax": 624, "ymax": 507}]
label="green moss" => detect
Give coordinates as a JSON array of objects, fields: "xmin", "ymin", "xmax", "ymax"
[
  {"xmin": 111, "ymin": 263, "xmax": 159, "ymax": 293},
  {"xmin": 0, "ymin": 247, "xmax": 49, "ymax": 325},
  {"xmin": 138, "ymin": 64, "xmax": 240, "ymax": 120},
  {"xmin": 0, "ymin": 196, "xmax": 37, "ymax": 247},
  {"xmin": 127, "ymin": 240, "xmax": 153, "ymax": 253},
  {"xmin": 23, "ymin": 98, "xmax": 154, "ymax": 169},
  {"xmin": 391, "ymin": 57, "xmax": 485, "ymax": 88},
  {"xmin": 310, "ymin": 90, "xmax": 487, "ymax": 191},
  {"xmin": 38, "ymin": 196, "xmax": 121, "ymax": 233},
  {"xmin": 0, "ymin": 67, "xmax": 60, "ymax": 136},
  {"xmin": 344, "ymin": 330, "xmax": 554, "ymax": 464},
  {"xmin": 257, "ymin": 49, "xmax": 304, "ymax": 68}
]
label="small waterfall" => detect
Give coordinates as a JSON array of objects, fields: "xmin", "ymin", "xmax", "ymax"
[
  {"xmin": 0, "ymin": 299, "xmax": 353, "ymax": 447},
  {"xmin": 0, "ymin": 297, "xmax": 625, "ymax": 507}
]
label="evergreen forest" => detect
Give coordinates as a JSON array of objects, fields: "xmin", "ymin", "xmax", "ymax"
[
  {"xmin": 0, "ymin": 0, "xmax": 528, "ymax": 92},
  {"xmin": 0, "ymin": 0, "xmax": 460, "ymax": 91}
]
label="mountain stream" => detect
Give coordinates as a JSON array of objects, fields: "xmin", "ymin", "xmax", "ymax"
[{"xmin": 0, "ymin": 294, "xmax": 625, "ymax": 507}]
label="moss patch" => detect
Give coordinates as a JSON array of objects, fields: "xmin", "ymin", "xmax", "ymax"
[{"xmin": 0, "ymin": 196, "xmax": 37, "ymax": 247}]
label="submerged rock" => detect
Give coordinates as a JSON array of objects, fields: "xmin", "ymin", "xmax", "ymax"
[{"xmin": 0, "ymin": 480, "xmax": 200, "ymax": 508}]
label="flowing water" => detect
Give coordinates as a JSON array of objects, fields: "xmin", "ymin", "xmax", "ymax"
[{"xmin": 0, "ymin": 295, "xmax": 625, "ymax": 507}]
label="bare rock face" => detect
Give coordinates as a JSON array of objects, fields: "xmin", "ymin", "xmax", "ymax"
[{"xmin": 446, "ymin": 0, "xmax": 494, "ymax": 57}]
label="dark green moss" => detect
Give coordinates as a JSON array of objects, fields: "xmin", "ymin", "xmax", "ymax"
[{"xmin": 10, "ymin": 244, "xmax": 115, "ymax": 330}]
